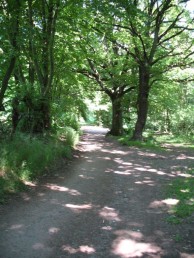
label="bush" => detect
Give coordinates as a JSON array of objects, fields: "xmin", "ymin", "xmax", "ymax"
[{"xmin": 0, "ymin": 130, "xmax": 75, "ymax": 201}]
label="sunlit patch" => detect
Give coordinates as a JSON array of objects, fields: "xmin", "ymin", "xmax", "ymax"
[
  {"xmin": 156, "ymin": 171, "xmax": 166, "ymax": 175},
  {"xmin": 45, "ymin": 184, "xmax": 68, "ymax": 191},
  {"xmin": 33, "ymin": 243, "xmax": 44, "ymax": 250},
  {"xmin": 102, "ymin": 226, "xmax": 112, "ymax": 231},
  {"xmin": 99, "ymin": 206, "xmax": 121, "ymax": 221},
  {"xmin": 49, "ymin": 227, "xmax": 60, "ymax": 234},
  {"xmin": 180, "ymin": 189, "xmax": 189, "ymax": 193},
  {"xmin": 162, "ymin": 198, "xmax": 179, "ymax": 205},
  {"xmin": 138, "ymin": 152, "xmax": 157, "ymax": 157},
  {"xmin": 10, "ymin": 224, "xmax": 23, "ymax": 230},
  {"xmin": 79, "ymin": 245, "xmax": 95, "ymax": 253},
  {"xmin": 135, "ymin": 167, "xmax": 147, "ymax": 172},
  {"xmin": 62, "ymin": 245, "xmax": 77, "ymax": 254},
  {"xmin": 79, "ymin": 174, "xmax": 94, "ymax": 180},
  {"xmin": 65, "ymin": 203, "xmax": 92, "ymax": 211},
  {"xmin": 112, "ymin": 238, "xmax": 161, "ymax": 257},
  {"xmin": 45, "ymin": 184, "xmax": 81, "ymax": 196},
  {"xmin": 122, "ymin": 162, "xmax": 133, "ymax": 166},
  {"xmin": 135, "ymin": 181, "xmax": 143, "ymax": 184},
  {"xmin": 149, "ymin": 200, "xmax": 166, "ymax": 209},
  {"xmin": 149, "ymin": 198, "xmax": 179, "ymax": 209},
  {"xmin": 112, "ymin": 150, "xmax": 126, "ymax": 155},
  {"xmin": 62, "ymin": 244, "xmax": 95, "ymax": 254},
  {"xmin": 176, "ymin": 154, "xmax": 187, "ymax": 160},
  {"xmin": 114, "ymin": 171, "xmax": 131, "ymax": 175},
  {"xmin": 24, "ymin": 181, "xmax": 37, "ymax": 187},
  {"xmin": 135, "ymin": 180, "xmax": 155, "ymax": 186}
]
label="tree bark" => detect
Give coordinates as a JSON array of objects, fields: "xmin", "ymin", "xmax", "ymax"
[
  {"xmin": 27, "ymin": 0, "xmax": 60, "ymax": 131},
  {"xmin": 0, "ymin": 1, "xmax": 20, "ymax": 110},
  {"xmin": 132, "ymin": 64, "xmax": 150, "ymax": 141},
  {"xmin": 109, "ymin": 96, "xmax": 123, "ymax": 136}
]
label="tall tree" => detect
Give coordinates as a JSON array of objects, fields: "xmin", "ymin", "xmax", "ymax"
[
  {"xmin": 0, "ymin": 0, "xmax": 21, "ymax": 110},
  {"xmin": 27, "ymin": 0, "xmax": 60, "ymax": 130},
  {"xmin": 76, "ymin": 33, "xmax": 136, "ymax": 135},
  {"xmin": 90, "ymin": 0, "xmax": 194, "ymax": 139},
  {"xmin": 112, "ymin": 0, "xmax": 194, "ymax": 140}
]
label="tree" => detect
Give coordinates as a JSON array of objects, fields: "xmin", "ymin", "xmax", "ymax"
[
  {"xmin": 110, "ymin": 0, "xmax": 194, "ymax": 140},
  {"xmin": 66, "ymin": 4, "xmax": 137, "ymax": 135},
  {"xmin": 26, "ymin": 0, "xmax": 60, "ymax": 131},
  {"xmin": 0, "ymin": 0, "xmax": 21, "ymax": 111}
]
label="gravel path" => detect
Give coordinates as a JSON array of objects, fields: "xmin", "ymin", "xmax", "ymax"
[{"xmin": 0, "ymin": 126, "xmax": 194, "ymax": 258}]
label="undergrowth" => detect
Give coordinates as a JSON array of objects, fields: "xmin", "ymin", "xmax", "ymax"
[
  {"xmin": 166, "ymin": 170, "xmax": 194, "ymax": 223},
  {"xmin": 0, "ymin": 127, "xmax": 79, "ymax": 202},
  {"xmin": 117, "ymin": 135, "xmax": 163, "ymax": 150}
]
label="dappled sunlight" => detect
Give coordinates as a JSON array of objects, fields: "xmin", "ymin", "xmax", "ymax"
[
  {"xmin": 48, "ymin": 227, "xmax": 60, "ymax": 234},
  {"xmin": 112, "ymin": 230, "xmax": 161, "ymax": 258},
  {"xmin": 62, "ymin": 244, "xmax": 96, "ymax": 254},
  {"xmin": 10, "ymin": 224, "xmax": 24, "ymax": 230},
  {"xmin": 24, "ymin": 181, "xmax": 37, "ymax": 187},
  {"xmin": 171, "ymin": 171, "xmax": 194, "ymax": 178},
  {"xmin": 44, "ymin": 183, "xmax": 81, "ymax": 196},
  {"xmin": 101, "ymin": 148, "xmax": 128, "ymax": 155},
  {"xmin": 135, "ymin": 167, "xmax": 166, "ymax": 176},
  {"xmin": 162, "ymin": 198, "xmax": 179, "ymax": 205},
  {"xmin": 79, "ymin": 174, "xmax": 94, "ymax": 180},
  {"xmin": 137, "ymin": 151, "xmax": 166, "ymax": 159},
  {"xmin": 78, "ymin": 141, "xmax": 102, "ymax": 151},
  {"xmin": 135, "ymin": 180, "xmax": 155, "ymax": 186},
  {"xmin": 102, "ymin": 225, "xmax": 113, "ymax": 231},
  {"xmin": 99, "ymin": 206, "xmax": 121, "ymax": 222},
  {"xmin": 177, "ymin": 154, "xmax": 194, "ymax": 160},
  {"xmin": 114, "ymin": 170, "xmax": 132, "ymax": 175},
  {"xmin": 65, "ymin": 203, "xmax": 93, "ymax": 213},
  {"xmin": 149, "ymin": 198, "xmax": 179, "ymax": 209}
]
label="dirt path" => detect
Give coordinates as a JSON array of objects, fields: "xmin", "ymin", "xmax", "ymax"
[{"xmin": 0, "ymin": 126, "xmax": 194, "ymax": 258}]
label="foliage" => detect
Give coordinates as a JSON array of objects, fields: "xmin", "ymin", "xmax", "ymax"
[{"xmin": 0, "ymin": 128, "xmax": 78, "ymax": 202}]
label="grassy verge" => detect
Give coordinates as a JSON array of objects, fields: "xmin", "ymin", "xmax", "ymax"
[
  {"xmin": 117, "ymin": 135, "xmax": 164, "ymax": 150},
  {"xmin": 166, "ymin": 169, "xmax": 194, "ymax": 224},
  {"xmin": 0, "ymin": 127, "xmax": 79, "ymax": 203},
  {"xmin": 155, "ymin": 134, "xmax": 194, "ymax": 148}
]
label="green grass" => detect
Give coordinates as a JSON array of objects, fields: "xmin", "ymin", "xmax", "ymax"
[
  {"xmin": 155, "ymin": 134, "xmax": 194, "ymax": 148},
  {"xmin": 117, "ymin": 135, "xmax": 164, "ymax": 150},
  {"xmin": 166, "ymin": 175, "xmax": 194, "ymax": 222},
  {"xmin": 0, "ymin": 127, "xmax": 79, "ymax": 202}
]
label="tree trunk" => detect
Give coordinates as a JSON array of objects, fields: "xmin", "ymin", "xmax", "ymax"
[
  {"xmin": 110, "ymin": 96, "xmax": 123, "ymax": 136},
  {"xmin": 132, "ymin": 65, "xmax": 150, "ymax": 141},
  {"xmin": 27, "ymin": 0, "xmax": 60, "ymax": 132},
  {"xmin": 0, "ymin": 1, "xmax": 20, "ymax": 110}
]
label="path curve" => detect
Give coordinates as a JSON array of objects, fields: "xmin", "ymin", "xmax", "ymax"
[{"xmin": 0, "ymin": 126, "xmax": 194, "ymax": 258}]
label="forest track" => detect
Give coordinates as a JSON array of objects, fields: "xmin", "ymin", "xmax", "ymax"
[{"xmin": 0, "ymin": 126, "xmax": 194, "ymax": 258}]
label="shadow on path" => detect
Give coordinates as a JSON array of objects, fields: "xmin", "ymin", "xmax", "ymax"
[{"xmin": 0, "ymin": 126, "xmax": 194, "ymax": 258}]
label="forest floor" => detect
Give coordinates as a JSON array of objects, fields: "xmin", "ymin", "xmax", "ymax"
[{"xmin": 0, "ymin": 126, "xmax": 194, "ymax": 258}]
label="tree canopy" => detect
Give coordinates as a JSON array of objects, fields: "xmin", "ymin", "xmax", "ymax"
[{"xmin": 0, "ymin": 0, "xmax": 193, "ymax": 140}]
